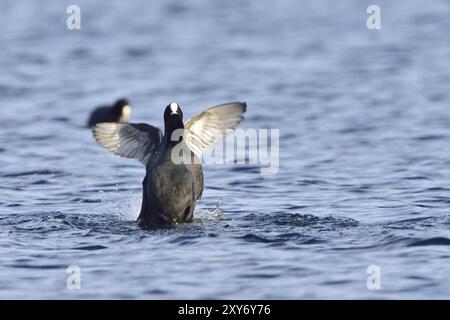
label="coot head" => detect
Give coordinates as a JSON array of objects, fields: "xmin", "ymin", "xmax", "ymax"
[
  {"xmin": 164, "ymin": 102, "xmax": 184, "ymax": 143},
  {"xmin": 113, "ymin": 99, "xmax": 132, "ymax": 123}
]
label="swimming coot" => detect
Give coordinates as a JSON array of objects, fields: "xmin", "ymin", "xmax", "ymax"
[
  {"xmin": 87, "ymin": 98, "xmax": 131, "ymax": 127},
  {"xmin": 92, "ymin": 101, "xmax": 246, "ymax": 227}
]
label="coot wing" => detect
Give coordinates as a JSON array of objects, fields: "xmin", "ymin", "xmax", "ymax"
[
  {"xmin": 184, "ymin": 102, "xmax": 246, "ymax": 157},
  {"xmin": 92, "ymin": 123, "xmax": 162, "ymax": 165}
]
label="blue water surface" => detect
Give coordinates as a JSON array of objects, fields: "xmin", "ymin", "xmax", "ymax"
[{"xmin": 0, "ymin": 0, "xmax": 450, "ymax": 299}]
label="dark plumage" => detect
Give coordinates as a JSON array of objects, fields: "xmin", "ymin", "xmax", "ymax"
[
  {"xmin": 92, "ymin": 101, "xmax": 246, "ymax": 227},
  {"xmin": 87, "ymin": 99, "xmax": 131, "ymax": 127}
]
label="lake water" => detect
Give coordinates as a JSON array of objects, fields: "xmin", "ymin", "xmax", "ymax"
[{"xmin": 1, "ymin": 0, "xmax": 450, "ymax": 299}]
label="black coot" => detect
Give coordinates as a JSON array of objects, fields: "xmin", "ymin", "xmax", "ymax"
[
  {"xmin": 87, "ymin": 98, "xmax": 131, "ymax": 127},
  {"xmin": 92, "ymin": 101, "xmax": 246, "ymax": 227}
]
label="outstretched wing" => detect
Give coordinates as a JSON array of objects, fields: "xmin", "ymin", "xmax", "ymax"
[
  {"xmin": 92, "ymin": 123, "xmax": 162, "ymax": 165},
  {"xmin": 184, "ymin": 102, "xmax": 246, "ymax": 157}
]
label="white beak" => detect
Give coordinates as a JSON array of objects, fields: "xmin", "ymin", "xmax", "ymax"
[
  {"xmin": 170, "ymin": 102, "xmax": 179, "ymax": 115},
  {"xmin": 120, "ymin": 105, "xmax": 132, "ymax": 122}
]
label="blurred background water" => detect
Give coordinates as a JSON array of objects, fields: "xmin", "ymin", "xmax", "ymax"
[{"xmin": 1, "ymin": 0, "xmax": 450, "ymax": 299}]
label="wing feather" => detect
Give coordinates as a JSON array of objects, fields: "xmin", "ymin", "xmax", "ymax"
[
  {"xmin": 184, "ymin": 102, "xmax": 247, "ymax": 157},
  {"xmin": 92, "ymin": 123, "xmax": 162, "ymax": 165}
]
